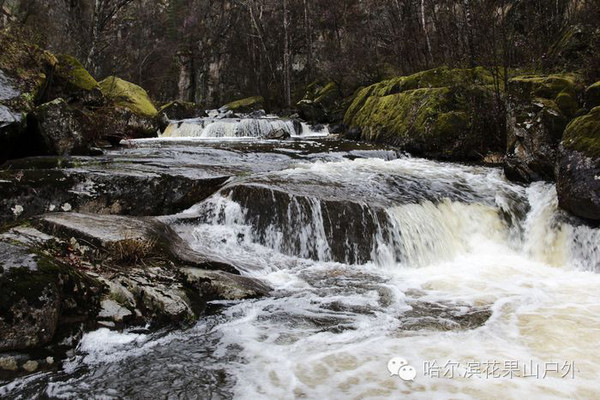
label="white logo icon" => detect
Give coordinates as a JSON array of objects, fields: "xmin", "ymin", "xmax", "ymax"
[{"xmin": 388, "ymin": 357, "xmax": 417, "ymax": 381}]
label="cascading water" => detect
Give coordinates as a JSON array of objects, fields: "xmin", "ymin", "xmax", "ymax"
[
  {"xmin": 161, "ymin": 115, "xmax": 328, "ymax": 139},
  {"xmin": 2, "ymin": 138, "xmax": 600, "ymax": 400}
]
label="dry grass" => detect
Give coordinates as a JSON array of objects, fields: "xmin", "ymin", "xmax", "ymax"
[{"xmin": 112, "ymin": 238, "xmax": 157, "ymax": 265}]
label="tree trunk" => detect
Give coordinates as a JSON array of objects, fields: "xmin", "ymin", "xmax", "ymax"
[
  {"xmin": 177, "ymin": 49, "xmax": 196, "ymax": 102},
  {"xmin": 463, "ymin": 0, "xmax": 476, "ymax": 67},
  {"xmin": 303, "ymin": 0, "xmax": 313, "ymax": 83},
  {"xmin": 421, "ymin": 0, "xmax": 433, "ymax": 66},
  {"xmin": 283, "ymin": 0, "xmax": 291, "ymax": 108}
]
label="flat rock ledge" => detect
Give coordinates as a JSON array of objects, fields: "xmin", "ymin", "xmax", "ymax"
[{"xmin": 0, "ymin": 212, "xmax": 271, "ymax": 378}]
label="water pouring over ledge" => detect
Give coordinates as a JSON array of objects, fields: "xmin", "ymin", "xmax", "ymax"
[
  {"xmin": 2, "ymin": 136, "xmax": 600, "ymax": 400},
  {"xmin": 160, "ymin": 111, "xmax": 330, "ymax": 139}
]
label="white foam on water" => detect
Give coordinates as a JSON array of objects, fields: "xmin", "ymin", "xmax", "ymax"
[
  {"xmin": 5, "ymin": 155, "xmax": 600, "ymax": 400},
  {"xmin": 180, "ymin": 157, "xmax": 600, "ymax": 399}
]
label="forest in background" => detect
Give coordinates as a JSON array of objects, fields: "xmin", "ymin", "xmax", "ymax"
[{"xmin": 1, "ymin": 0, "xmax": 599, "ymax": 109}]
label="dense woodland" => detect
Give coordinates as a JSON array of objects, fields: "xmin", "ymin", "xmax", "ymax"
[{"xmin": 1, "ymin": 0, "xmax": 599, "ymax": 108}]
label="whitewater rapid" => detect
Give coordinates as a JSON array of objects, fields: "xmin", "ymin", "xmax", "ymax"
[{"xmin": 2, "ymin": 146, "xmax": 599, "ymax": 400}]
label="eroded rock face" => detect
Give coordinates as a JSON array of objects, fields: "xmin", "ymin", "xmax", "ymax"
[
  {"xmin": 27, "ymin": 98, "xmax": 91, "ymax": 156},
  {"xmin": 0, "ymin": 158, "xmax": 229, "ymax": 225},
  {"xmin": 557, "ymin": 106, "xmax": 600, "ymax": 220},
  {"xmin": 31, "ymin": 213, "xmax": 270, "ymax": 327},
  {"xmin": 0, "ymin": 241, "xmax": 102, "ymax": 352},
  {"xmin": 504, "ymin": 98, "xmax": 567, "ymax": 182},
  {"xmin": 504, "ymin": 74, "xmax": 583, "ymax": 182}
]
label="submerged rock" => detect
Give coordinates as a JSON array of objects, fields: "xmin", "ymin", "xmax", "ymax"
[
  {"xmin": 182, "ymin": 268, "xmax": 271, "ymax": 301},
  {"xmin": 264, "ymin": 128, "xmax": 291, "ymax": 140},
  {"xmin": 344, "ymin": 67, "xmax": 504, "ymax": 161},
  {"xmin": 557, "ymin": 106, "xmax": 600, "ymax": 220},
  {"xmin": 399, "ymin": 299, "xmax": 492, "ymax": 331}
]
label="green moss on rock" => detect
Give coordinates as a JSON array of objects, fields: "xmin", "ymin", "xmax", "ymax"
[
  {"xmin": 509, "ymin": 73, "xmax": 582, "ymax": 101},
  {"xmin": 555, "ymin": 91, "xmax": 580, "ymax": 118},
  {"xmin": 0, "ymin": 32, "xmax": 57, "ymax": 94},
  {"xmin": 586, "ymin": 82, "xmax": 600, "ymax": 109},
  {"xmin": 344, "ymin": 67, "xmax": 503, "ymax": 159},
  {"xmin": 562, "ymin": 106, "xmax": 600, "ymax": 158},
  {"xmin": 55, "ymin": 55, "xmax": 98, "ymax": 92},
  {"xmin": 99, "ymin": 76, "xmax": 158, "ymax": 117},
  {"xmin": 224, "ymin": 96, "xmax": 264, "ymax": 112}
]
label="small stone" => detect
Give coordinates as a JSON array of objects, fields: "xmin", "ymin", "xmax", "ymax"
[
  {"xmin": 61, "ymin": 203, "xmax": 72, "ymax": 212},
  {"xmin": 45, "ymin": 356, "xmax": 54, "ymax": 365},
  {"xmin": 11, "ymin": 204, "xmax": 24, "ymax": 216},
  {"xmin": 0, "ymin": 356, "xmax": 18, "ymax": 371},
  {"xmin": 98, "ymin": 320, "xmax": 116, "ymax": 328},
  {"xmin": 22, "ymin": 360, "xmax": 38, "ymax": 372}
]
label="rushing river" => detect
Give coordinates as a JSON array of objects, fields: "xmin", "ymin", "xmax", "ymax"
[{"xmin": 2, "ymin": 132, "xmax": 600, "ymax": 399}]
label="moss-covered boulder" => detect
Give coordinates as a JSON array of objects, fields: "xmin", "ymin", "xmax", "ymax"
[
  {"xmin": 297, "ymin": 81, "xmax": 343, "ymax": 123},
  {"xmin": 504, "ymin": 73, "xmax": 584, "ymax": 182},
  {"xmin": 99, "ymin": 76, "xmax": 158, "ymax": 117},
  {"xmin": 344, "ymin": 67, "xmax": 504, "ymax": 161},
  {"xmin": 45, "ymin": 55, "xmax": 102, "ymax": 106},
  {"xmin": 557, "ymin": 107, "xmax": 600, "ymax": 220},
  {"xmin": 222, "ymin": 96, "xmax": 264, "ymax": 113},
  {"xmin": 586, "ymin": 82, "xmax": 600, "ymax": 109}
]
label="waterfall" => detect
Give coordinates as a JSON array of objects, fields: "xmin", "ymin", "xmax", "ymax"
[
  {"xmin": 161, "ymin": 117, "xmax": 327, "ymax": 139},
  {"xmin": 179, "ymin": 159, "xmax": 600, "ymax": 272}
]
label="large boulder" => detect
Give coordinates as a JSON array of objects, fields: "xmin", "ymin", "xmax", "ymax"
[
  {"xmin": 344, "ymin": 67, "xmax": 504, "ymax": 161},
  {"xmin": 99, "ymin": 76, "xmax": 158, "ymax": 118},
  {"xmin": 504, "ymin": 74, "xmax": 584, "ymax": 182},
  {"xmin": 33, "ymin": 213, "xmax": 270, "ymax": 326},
  {"xmin": 26, "ymin": 98, "xmax": 91, "ymax": 156},
  {"xmin": 297, "ymin": 81, "xmax": 343, "ymax": 123},
  {"xmin": 557, "ymin": 106, "xmax": 600, "ymax": 221},
  {"xmin": 45, "ymin": 54, "xmax": 102, "ymax": 105}
]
